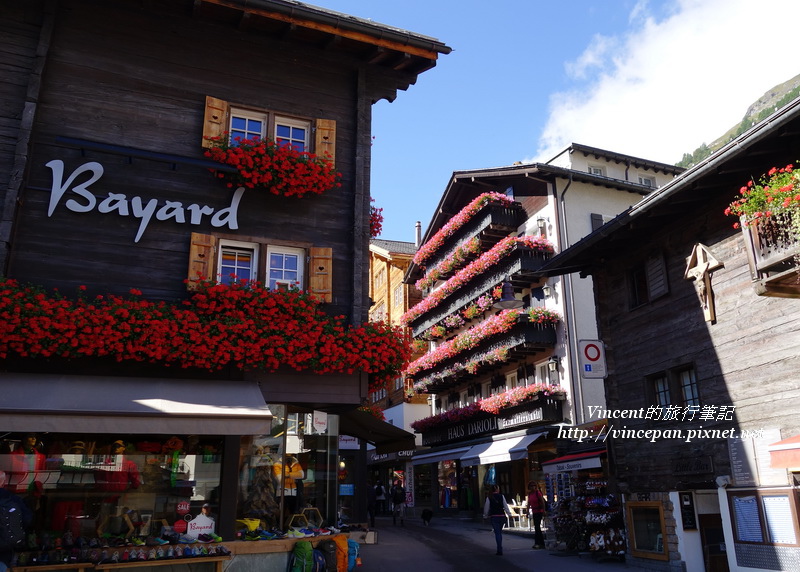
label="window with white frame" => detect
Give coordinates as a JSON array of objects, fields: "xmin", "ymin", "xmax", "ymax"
[
  {"xmin": 218, "ymin": 239, "xmax": 258, "ymax": 285},
  {"xmin": 394, "ymin": 376, "xmax": 404, "ymax": 391},
  {"xmin": 228, "ymin": 107, "xmax": 310, "ymax": 152},
  {"xmin": 267, "ymin": 245, "xmax": 305, "ymax": 291},
  {"xmin": 190, "ymin": 233, "xmax": 330, "ymax": 299},
  {"xmin": 638, "ymin": 175, "xmax": 656, "ymax": 188},
  {"xmin": 393, "ymin": 284, "xmax": 403, "ymax": 307},
  {"xmin": 588, "ymin": 165, "xmax": 605, "ymax": 176},
  {"xmin": 202, "ymin": 96, "xmax": 335, "ymax": 164},
  {"xmin": 506, "ymin": 371, "xmax": 518, "ymax": 389}
]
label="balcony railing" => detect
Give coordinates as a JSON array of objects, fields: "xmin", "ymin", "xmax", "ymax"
[
  {"xmin": 422, "ymin": 202, "xmax": 528, "ymax": 273},
  {"xmin": 410, "ymin": 245, "xmax": 550, "ymax": 337},
  {"xmin": 742, "ymin": 213, "xmax": 800, "ymax": 297},
  {"xmin": 410, "ymin": 319, "xmax": 557, "ymax": 392}
]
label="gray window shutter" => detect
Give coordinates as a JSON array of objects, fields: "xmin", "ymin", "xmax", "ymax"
[{"xmin": 646, "ymin": 254, "xmax": 669, "ymax": 299}]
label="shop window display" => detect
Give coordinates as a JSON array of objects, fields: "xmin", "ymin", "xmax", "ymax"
[
  {"xmin": 237, "ymin": 406, "xmax": 338, "ymax": 534},
  {"xmin": 0, "ymin": 432, "xmax": 227, "ymax": 566},
  {"xmin": 438, "ymin": 460, "xmax": 458, "ymax": 508}
]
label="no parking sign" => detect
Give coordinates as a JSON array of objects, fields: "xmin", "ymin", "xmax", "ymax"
[{"xmin": 578, "ymin": 339, "xmax": 607, "ymax": 379}]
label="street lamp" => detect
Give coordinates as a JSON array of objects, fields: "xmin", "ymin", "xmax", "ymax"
[{"xmin": 493, "ymin": 279, "xmax": 523, "ymax": 309}]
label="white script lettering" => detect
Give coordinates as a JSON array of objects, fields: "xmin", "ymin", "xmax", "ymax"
[{"xmin": 46, "ymin": 160, "xmax": 243, "ymax": 242}]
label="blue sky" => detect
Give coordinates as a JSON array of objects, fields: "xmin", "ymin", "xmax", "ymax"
[{"xmin": 313, "ymin": 0, "xmax": 800, "ymax": 242}]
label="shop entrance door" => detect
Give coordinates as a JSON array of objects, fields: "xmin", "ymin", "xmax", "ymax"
[{"xmin": 699, "ymin": 513, "xmax": 729, "ymax": 572}]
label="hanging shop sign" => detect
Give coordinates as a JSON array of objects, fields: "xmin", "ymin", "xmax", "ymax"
[{"xmin": 46, "ymin": 159, "xmax": 244, "ymax": 243}]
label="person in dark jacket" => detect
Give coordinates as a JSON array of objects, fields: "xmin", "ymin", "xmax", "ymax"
[
  {"xmin": 366, "ymin": 480, "xmax": 377, "ymax": 528},
  {"xmin": 482, "ymin": 484, "xmax": 513, "ymax": 556},
  {"xmin": 0, "ymin": 471, "xmax": 34, "ymax": 570}
]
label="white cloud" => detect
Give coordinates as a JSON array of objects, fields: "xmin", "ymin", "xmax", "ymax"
[{"xmin": 535, "ymin": 0, "xmax": 800, "ymax": 165}]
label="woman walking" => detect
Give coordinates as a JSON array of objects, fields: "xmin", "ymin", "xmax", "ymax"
[{"xmin": 483, "ymin": 484, "xmax": 514, "ymax": 556}]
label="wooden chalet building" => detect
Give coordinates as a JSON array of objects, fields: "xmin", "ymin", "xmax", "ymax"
[
  {"xmin": 0, "ymin": 0, "xmax": 449, "ymax": 568},
  {"xmin": 403, "ymin": 146, "xmax": 682, "ymax": 531},
  {"xmin": 366, "ymin": 238, "xmax": 428, "ymax": 509},
  {"xmin": 540, "ymin": 100, "xmax": 800, "ymax": 571}
]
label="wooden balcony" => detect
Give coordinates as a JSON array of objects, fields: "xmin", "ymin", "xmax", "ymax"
[
  {"xmin": 423, "ymin": 202, "xmax": 528, "ymax": 272},
  {"xmin": 742, "ymin": 213, "xmax": 800, "ymax": 297},
  {"xmin": 410, "ymin": 319, "xmax": 557, "ymax": 391},
  {"xmin": 410, "ymin": 245, "xmax": 550, "ymax": 337}
]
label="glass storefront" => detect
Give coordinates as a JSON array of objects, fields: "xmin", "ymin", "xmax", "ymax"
[{"xmin": 0, "ymin": 405, "xmax": 341, "ymax": 557}]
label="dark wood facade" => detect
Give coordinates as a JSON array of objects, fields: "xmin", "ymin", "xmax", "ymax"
[
  {"xmin": 1, "ymin": 0, "xmax": 448, "ymax": 378},
  {"xmin": 0, "ymin": 0, "xmax": 449, "ymax": 555},
  {"xmin": 541, "ymin": 100, "xmax": 800, "ymax": 571}
]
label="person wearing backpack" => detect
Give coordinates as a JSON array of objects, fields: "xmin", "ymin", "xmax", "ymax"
[
  {"xmin": 389, "ymin": 480, "xmax": 406, "ymax": 526},
  {"xmin": 0, "ymin": 471, "xmax": 33, "ymax": 570},
  {"xmin": 482, "ymin": 484, "xmax": 513, "ymax": 556}
]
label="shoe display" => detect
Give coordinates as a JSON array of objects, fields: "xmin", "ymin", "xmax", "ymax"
[{"xmin": 286, "ymin": 529, "xmax": 305, "ymax": 538}]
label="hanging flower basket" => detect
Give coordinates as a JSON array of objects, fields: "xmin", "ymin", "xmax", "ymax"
[{"xmin": 203, "ymin": 134, "xmax": 341, "ymax": 198}]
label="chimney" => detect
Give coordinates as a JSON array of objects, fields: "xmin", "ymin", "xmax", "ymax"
[{"xmin": 415, "ymin": 221, "xmax": 422, "ymax": 248}]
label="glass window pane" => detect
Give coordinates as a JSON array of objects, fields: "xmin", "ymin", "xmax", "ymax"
[
  {"xmin": 763, "ymin": 495, "xmax": 796, "ymax": 544},
  {"xmin": 733, "ymin": 496, "xmax": 764, "ymax": 542},
  {"xmin": 284, "ymin": 256, "xmax": 298, "ymax": 271},
  {"xmin": 630, "ymin": 506, "xmax": 664, "ymax": 552},
  {"xmin": 680, "ymin": 369, "xmax": 700, "ymax": 406},
  {"xmin": 276, "ymin": 125, "xmax": 290, "ymax": 139},
  {"xmin": 270, "ymin": 253, "xmax": 284, "ymax": 268},
  {"xmin": 231, "ymin": 117, "xmax": 246, "ymax": 131}
]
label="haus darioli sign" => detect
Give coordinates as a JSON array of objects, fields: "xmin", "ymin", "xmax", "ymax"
[
  {"xmin": 46, "ymin": 160, "xmax": 244, "ymax": 243},
  {"xmin": 421, "ymin": 406, "xmax": 545, "ymax": 446}
]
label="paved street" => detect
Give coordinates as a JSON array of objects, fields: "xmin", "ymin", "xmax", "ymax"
[{"xmin": 357, "ymin": 515, "xmax": 632, "ymax": 571}]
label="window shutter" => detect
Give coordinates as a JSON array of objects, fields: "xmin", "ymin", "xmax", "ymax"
[
  {"xmin": 187, "ymin": 232, "xmax": 217, "ymax": 290},
  {"xmin": 590, "ymin": 213, "xmax": 605, "ymax": 232},
  {"xmin": 202, "ymin": 96, "xmax": 229, "ymax": 148},
  {"xmin": 314, "ymin": 118, "xmax": 336, "ymax": 166},
  {"xmin": 309, "ymin": 247, "xmax": 333, "ymax": 303},
  {"xmin": 646, "ymin": 254, "xmax": 669, "ymax": 300}
]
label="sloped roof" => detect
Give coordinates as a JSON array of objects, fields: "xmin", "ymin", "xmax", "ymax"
[
  {"xmin": 537, "ymin": 96, "xmax": 800, "ymax": 277},
  {"xmin": 370, "ymin": 238, "xmax": 417, "ymax": 256},
  {"xmin": 192, "ymin": 0, "xmax": 451, "ymax": 97}
]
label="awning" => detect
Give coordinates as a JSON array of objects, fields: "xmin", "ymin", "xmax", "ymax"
[
  {"xmin": 338, "ymin": 409, "xmax": 416, "ymax": 454},
  {"xmin": 768, "ymin": 434, "xmax": 800, "ymax": 469},
  {"xmin": 542, "ymin": 449, "xmax": 605, "ymax": 474},
  {"xmin": 412, "ymin": 446, "xmax": 473, "ymax": 466},
  {"xmin": 0, "ymin": 373, "xmax": 272, "ymax": 435},
  {"xmin": 460, "ymin": 432, "xmax": 547, "ymax": 467}
]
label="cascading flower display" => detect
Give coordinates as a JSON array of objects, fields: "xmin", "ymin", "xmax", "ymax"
[
  {"xmin": 410, "ymin": 383, "xmax": 566, "ymax": 433},
  {"xmin": 401, "ymin": 234, "xmax": 554, "ymax": 326},
  {"xmin": 203, "ymin": 134, "xmax": 341, "ymax": 198},
  {"xmin": 413, "ymin": 192, "xmax": 517, "ymax": 267},
  {"xmin": 406, "ymin": 307, "xmax": 560, "ymax": 378},
  {"xmin": 725, "ymin": 163, "xmax": 800, "ymax": 228},
  {"xmin": 0, "ymin": 278, "xmax": 410, "ymax": 392}
]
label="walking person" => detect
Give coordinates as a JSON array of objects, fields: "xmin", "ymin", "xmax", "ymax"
[
  {"xmin": 483, "ymin": 484, "xmax": 513, "ymax": 556},
  {"xmin": 389, "ymin": 479, "xmax": 406, "ymax": 526},
  {"xmin": 527, "ymin": 481, "xmax": 547, "ymax": 549},
  {"xmin": 374, "ymin": 481, "xmax": 387, "ymax": 515}
]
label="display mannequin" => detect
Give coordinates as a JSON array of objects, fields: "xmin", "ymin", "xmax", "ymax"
[
  {"xmin": 10, "ymin": 434, "xmax": 45, "ymax": 493},
  {"xmin": 272, "ymin": 456, "xmax": 304, "ymax": 514},
  {"xmin": 95, "ymin": 440, "xmax": 141, "ymax": 492}
]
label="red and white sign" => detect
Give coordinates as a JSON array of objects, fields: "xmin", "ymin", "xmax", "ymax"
[
  {"xmin": 173, "ymin": 519, "xmax": 187, "ymax": 534},
  {"xmin": 176, "ymin": 501, "xmax": 191, "ymax": 515},
  {"xmin": 578, "ymin": 339, "xmax": 607, "ymax": 379}
]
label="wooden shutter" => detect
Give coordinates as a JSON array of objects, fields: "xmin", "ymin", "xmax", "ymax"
[
  {"xmin": 590, "ymin": 213, "xmax": 605, "ymax": 232},
  {"xmin": 309, "ymin": 247, "xmax": 333, "ymax": 303},
  {"xmin": 314, "ymin": 118, "xmax": 336, "ymax": 166},
  {"xmin": 646, "ymin": 254, "xmax": 669, "ymax": 300},
  {"xmin": 202, "ymin": 96, "xmax": 229, "ymax": 148},
  {"xmin": 187, "ymin": 232, "xmax": 217, "ymax": 290}
]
